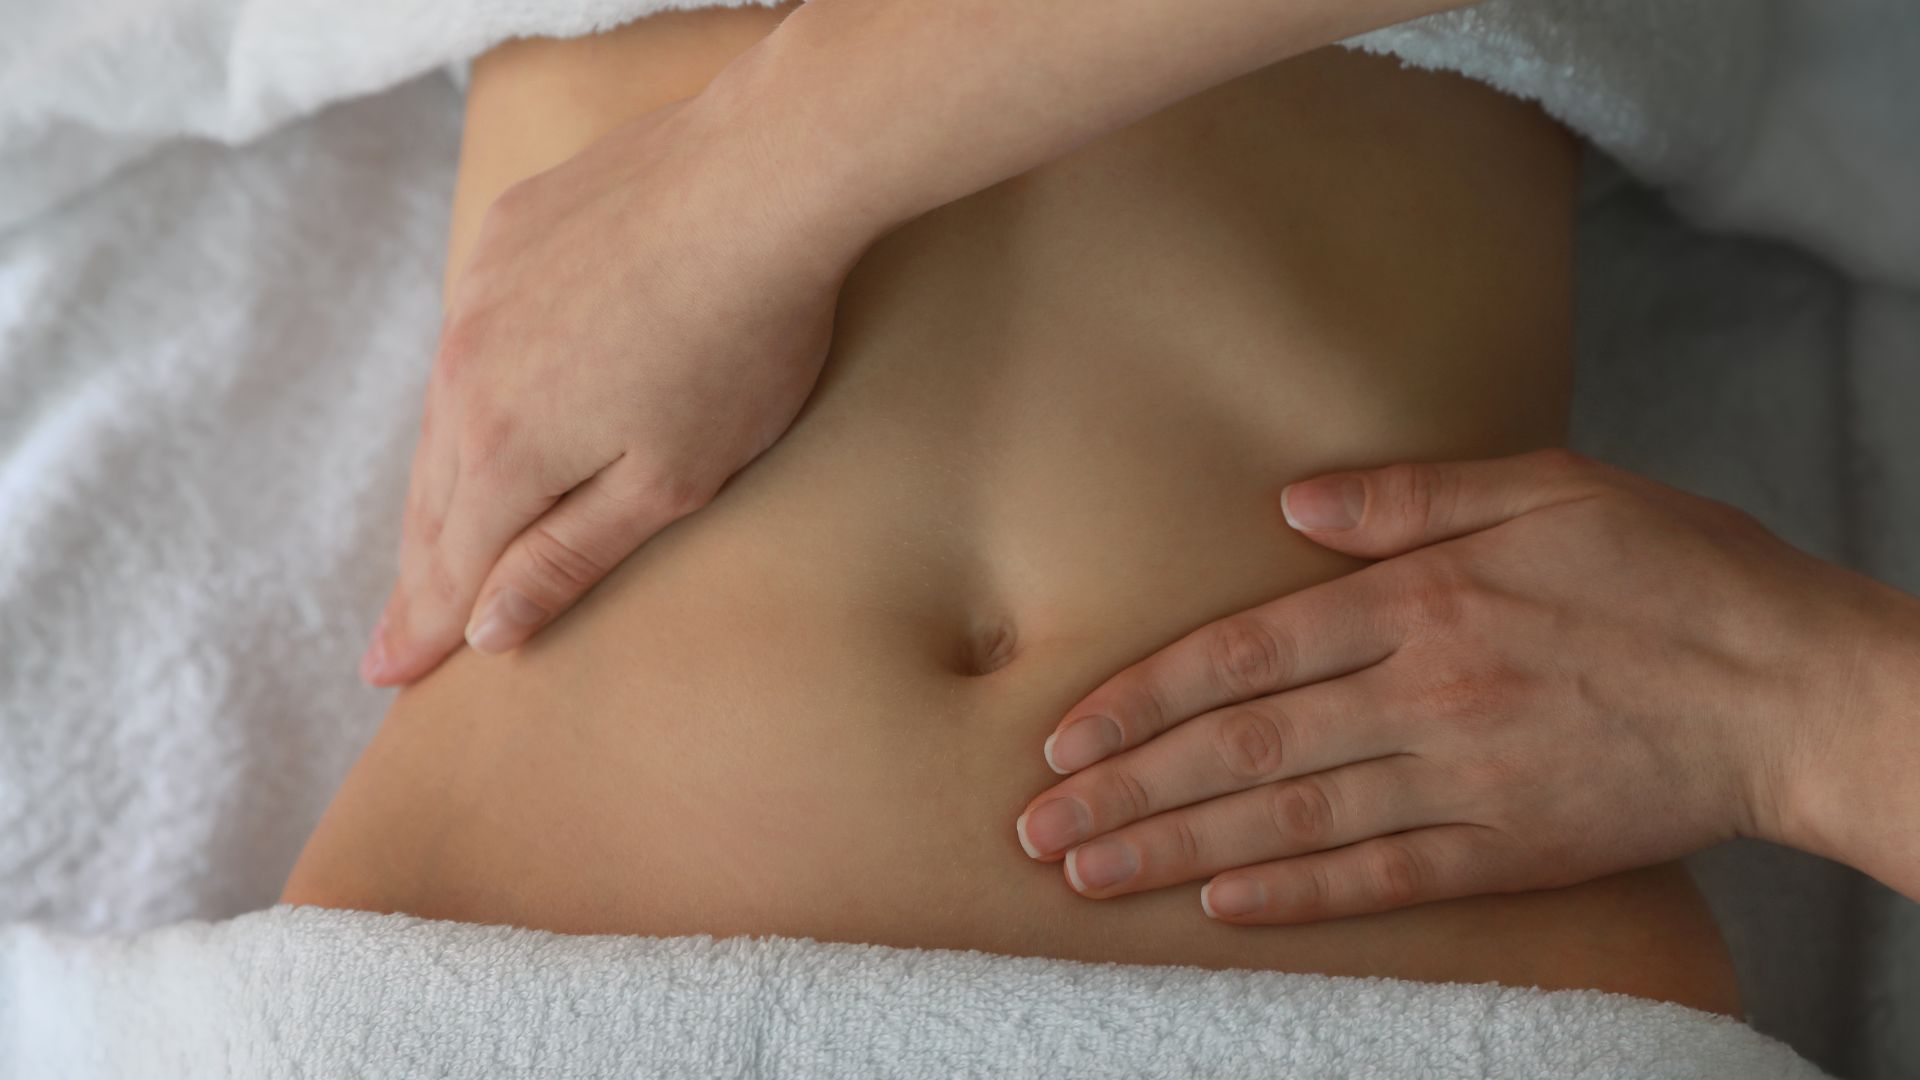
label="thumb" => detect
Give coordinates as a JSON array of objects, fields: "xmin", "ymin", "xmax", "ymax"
[
  {"xmin": 1278, "ymin": 448, "xmax": 1609, "ymax": 559},
  {"xmin": 464, "ymin": 457, "xmax": 711, "ymax": 654}
]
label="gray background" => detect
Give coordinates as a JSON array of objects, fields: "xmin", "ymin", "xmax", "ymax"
[{"xmin": 1575, "ymin": 154, "xmax": 1919, "ymax": 1079}]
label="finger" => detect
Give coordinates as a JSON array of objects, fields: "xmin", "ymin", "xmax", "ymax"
[
  {"xmin": 465, "ymin": 454, "xmax": 710, "ymax": 654},
  {"xmin": 1054, "ymin": 755, "xmax": 1439, "ymax": 899},
  {"xmin": 1019, "ymin": 666, "xmax": 1407, "ymax": 859},
  {"xmin": 361, "ymin": 408, "xmax": 463, "ymax": 685},
  {"xmin": 375, "ymin": 449, "xmax": 572, "ymax": 684},
  {"xmin": 1045, "ymin": 566, "xmax": 1410, "ymax": 774},
  {"xmin": 1200, "ymin": 824, "xmax": 1521, "ymax": 925},
  {"xmin": 1278, "ymin": 448, "xmax": 1612, "ymax": 559}
]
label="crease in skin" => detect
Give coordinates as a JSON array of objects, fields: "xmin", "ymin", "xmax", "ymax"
[{"xmin": 285, "ymin": 12, "xmax": 1743, "ymax": 1020}]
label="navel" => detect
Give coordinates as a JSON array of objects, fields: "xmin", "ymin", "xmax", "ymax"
[{"xmin": 952, "ymin": 613, "xmax": 1020, "ymax": 677}]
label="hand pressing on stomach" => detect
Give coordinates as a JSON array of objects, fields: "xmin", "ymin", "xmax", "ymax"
[
  {"xmin": 354, "ymin": 0, "xmax": 1493, "ymax": 688},
  {"xmin": 1017, "ymin": 448, "xmax": 1920, "ymax": 922},
  {"xmin": 359, "ymin": 94, "xmax": 866, "ymax": 685}
]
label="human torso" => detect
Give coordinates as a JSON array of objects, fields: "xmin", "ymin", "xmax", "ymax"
[{"xmin": 284, "ymin": 37, "xmax": 1741, "ymax": 1015}]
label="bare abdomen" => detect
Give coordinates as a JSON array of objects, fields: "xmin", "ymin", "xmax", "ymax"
[{"xmin": 284, "ymin": 28, "xmax": 1741, "ymax": 1017}]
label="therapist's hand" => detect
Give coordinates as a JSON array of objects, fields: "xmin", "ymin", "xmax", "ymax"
[
  {"xmin": 360, "ymin": 96, "xmax": 865, "ymax": 686},
  {"xmin": 1016, "ymin": 448, "xmax": 1920, "ymax": 922}
]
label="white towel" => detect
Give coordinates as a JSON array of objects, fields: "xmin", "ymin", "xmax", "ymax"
[
  {"xmin": 1350, "ymin": 2, "xmax": 1920, "ymax": 288},
  {"xmin": 0, "ymin": 905, "xmax": 1829, "ymax": 1079},
  {"xmin": 6, "ymin": 2, "xmax": 1916, "ymax": 288}
]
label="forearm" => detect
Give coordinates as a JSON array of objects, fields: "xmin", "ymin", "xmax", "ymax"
[{"xmin": 697, "ymin": 0, "xmax": 1471, "ymax": 247}]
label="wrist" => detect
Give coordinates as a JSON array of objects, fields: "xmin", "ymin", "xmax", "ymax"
[
  {"xmin": 1768, "ymin": 581, "xmax": 1920, "ymax": 894},
  {"xmin": 687, "ymin": 11, "xmax": 898, "ymax": 276}
]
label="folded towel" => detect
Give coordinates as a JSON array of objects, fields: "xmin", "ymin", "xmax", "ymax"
[
  {"xmin": 7, "ymin": 1, "xmax": 1916, "ymax": 287},
  {"xmin": 1350, "ymin": 0, "xmax": 1920, "ymax": 287},
  {"xmin": 0, "ymin": 905, "xmax": 1829, "ymax": 1079}
]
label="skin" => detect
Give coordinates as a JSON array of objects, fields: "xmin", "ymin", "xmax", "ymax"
[
  {"xmin": 1022, "ymin": 450, "xmax": 1920, "ymax": 920},
  {"xmin": 288, "ymin": 13, "xmax": 1745, "ymax": 1018},
  {"xmin": 361, "ymin": 5, "xmax": 843, "ymax": 684},
  {"xmin": 316, "ymin": 0, "xmax": 1913, "ymax": 1023},
  {"xmin": 399, "ymin": 0, "xmax": 1920, "ymax": 915},
  {"xmin": 359, "ymin": 0, "xmax": 1474, "ymax": 684}
]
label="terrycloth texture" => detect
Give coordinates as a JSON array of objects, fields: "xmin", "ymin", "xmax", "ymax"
[
  {"xmin": 1349, "ymin": 2, "xmax": 1920, "ymax": 290},
  {"xmin": 0, "ymin": 0, "xmax": 791, "ymax": 232},
  {"xmin": 0, "ymin": 0, "xmax": 1917, "ymax": 1077},
  {"xmin": 7, "ymin": 1, "xmax": 1917, "ymax": 291},
  {"xmin": 0, "ymin": 905, "xmax": 1828, "ymax": 1079}
]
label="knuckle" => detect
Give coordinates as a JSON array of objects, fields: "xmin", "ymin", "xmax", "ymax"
[
  {"xmin": 1528, "ymin": 446, "xmax": 1591, "ymax": 477},
  {"xmin": 1371, "ymin": 842, "xmax": 1429, "ymax": 908},
  {"xmin": 1295, "ymin": 863, "xmax": 1336, "ymax": 916},
  {"xmin": 1168, "ymin": 817, "xmax": 1206, "ymax": 867},
  {"xmin": 1418, "ymin": 654, "xmax": 1520, "ymax": 729},
  {"xmin": 1478, "ymin": 656, "xmax": 1531, "ymax": 704},
  {"xmin": 456, "ymin": 410, "xmax": 519, "ymax": 483},
  {"xmin": 1400, "ymin": 562, "xmax": 1469, "ymax": 632},
  {"xmin": 518, "ymin": 524, "xmax": 606, "ymax": 597},
  {"xmin": 1213, "ymin": 704, "xmax": 1290, "ymax": 782},
  {"xmin": 379, "ymin": 595, "xmax": 412, "ymax": 649},
  {"xmin": 1265, "ymin": 781, "xmax": 1335, "ymax": 847},
  {"xmin": 1382, "ymin": 461, "xmax": 1453, "ymax": 534},
  {"xmin": 1463, "ymin": 744, "xmax": 1531, "ymax": 796},
  {"xmin": 435, "ymin": 309, "xmax": 488, "ymax": 380},
  {"xmin": 1205, "ymin": 616, "xmax": 1294, "ymax": 698},
  {"xmin": 1100, "ymin": 675, "xmax": 1159, "ymax": 741},
  {"xmin": 624, "ymin": 467, "xmax": 717, "ymax": 524},
  {"xmin": 426, "ymin": 552, "xmax": 457, "ymax": 605},
  {"xmin": 484, "ymin": 179, "xmax": 538, "ymax": 228},
  {"xmin": 1118, "ymin": 650, "xmax": 1199, "ymax": 738},
  {"xmin": 1108, "ymin": 767, "xmax": 1155, "ymax": 822},
  {"xmin": 1456, "ymin": 752, "xmax": 1508, "ymax": 796}
]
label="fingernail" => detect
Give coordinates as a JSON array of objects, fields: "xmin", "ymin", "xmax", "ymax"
[
  {"xmin": 1280, "ymin": 477, "xmax": 1365, "ymax": 531},
  {"xmin": 1044, "ymin": 715, "xmax": 1122, "ymax": 773},
  {"xmin": 1015, "ymin": 796, "xmax": 1090, "ymax": 859},
  {"xmin": 465, "ymin": 588, "xmax": 547, "ymax": 655},
  {"xmin": 359, "ymin": 616, "xmax": 391, "ymax": 683},
  {"xmin": 1065, "ymin": 838, "xmax": 1139, "ymax": 892},
  {"xmin": 1201, "ymin": 876, "xmax": 1266, "ymax": 918}
]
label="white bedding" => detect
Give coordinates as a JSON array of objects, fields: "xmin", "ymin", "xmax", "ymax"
[
  {"xmin": 1, "ymin": 0, "xmax": 1916, "ymax": 1075},
  {"xmin": 0, "ymin": 905, "xmax": 1826, "ymax": 1079}
]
